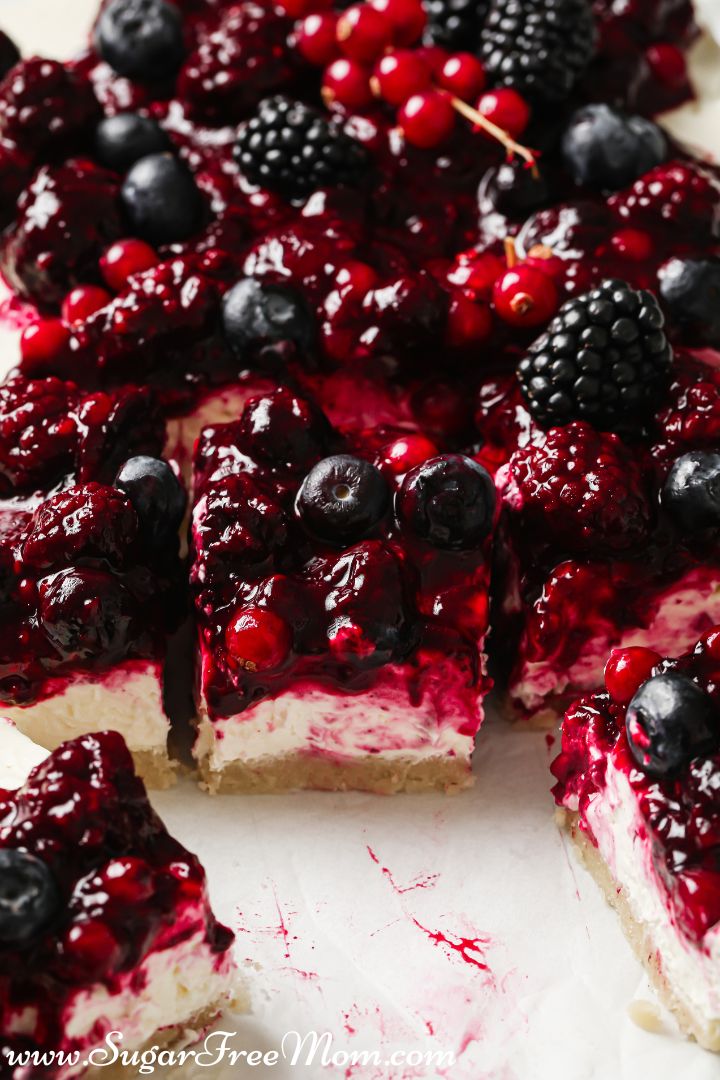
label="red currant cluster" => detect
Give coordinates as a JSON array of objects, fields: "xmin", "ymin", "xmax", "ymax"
[{"xmin": 283, "ymin": 0, "xmax": 534, "ymax": 159}]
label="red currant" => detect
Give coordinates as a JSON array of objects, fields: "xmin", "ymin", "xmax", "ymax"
[
  {"xmin": 369, "ymin": 0, "xmax": 426, "ymax": 46},
  {"xmin": 322, "ymin": 57, "xmax": 373, "ymax": 109},
  {"xmin": 60, "ymin": 921, "xmax": 123, "ymax": 979},
  {"xmin": 335, "ymin": 259, "xmax": 379, "ymax": 298},
  {"xmin": 398, "ymin": 90, "xmax": 455, "ymax": 149},
  {"xmin": 337, "ymin": 4, "xmax": 394, "ymax": 64},
  {"xmin": 416, "ymin": 45, "xmax": 448, "ymax": 76},
  {"xmin": 100, "ymin": 239, "xmax": 159, "ymax": 291},
  {"xmin": 475, "ymin": 88, "xmax": 530, "ymax": 140},
  {"xmin": 20, "ymin": 319, "xmax": 71, "ymax": 370},
  {"xmin": 695, "ymin": 627, "xmax": 720, "ymax": 663},
  {"xmin": 101, "ymin": 857, "xmax": 154, "ymax": 903},
  {"xmin": 437, "ymin": 53, "xmax": 486, "ymax": 101},
  {"xmin": 604, "ymin": 647, "xmax": 661, "ymax": 706},
  {"xmin": 225, "ymin": 607, "xmax": 292, "ymax": 672},
  {"xmin": 61, "ymin": 285, "xmax": 112, "ymax": 325},
  {"xmin": 412, "ymin": 381, "xmax": 470, "ymax": 438},
  {"xmin": 447, "ymin": 293, "xmax": 493, "ymax": 346},
  {"xmin": 448, "ymin": 251, "xmax": 505, "ymax": 299},
  {"xmin": 493, "ymin": 266, "xmax": 558, "ymax": 327},
  {"xmin": 380, "ymin": 434, "xmax": 439, "ymax": 475},
  {"xmin": 297, "ymin": 12, "xmax": 339, "ymax": 66},
  {"xmin": 371, "ymin": 49, "xmax": 430, "ymax": 105},
  {"xmin": 610, "ymin": 228, "xmax": 653, "ymax": 262},
  {"xmin": 646, "ymin": 43, "xmax": 687, "ymax": 88}
]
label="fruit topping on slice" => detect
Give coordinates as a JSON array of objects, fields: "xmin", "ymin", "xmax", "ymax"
[
  {"xmin": 95, "ymin": 112, "xmax": 172, "ymax": 172},
  {"xmin": 662, "ymin": 451, "xmax": 720, "ymax": 533},
  {"xmin": 115, "ymin": 456, "xmax": 187, "ymax": 550},
  {"xmin": 121, "ymin": 152, "xmax": 203, "ymax": 245},
  {"xmin": 626, "ymin": 673, "xmax": 720, "ymax": 778},
  {"xmin": 296, "ymin": 455, "xmax": 390, "ymax": 544},
  {"xmin": 94, "ymin": 0, "xmax": 186, "ymax": 81},
  {"xmin": 517, "ymin": 278, "xmax": 672, "ymax": 428},
  {"xmin": 658, "ymin": 257, "xmax": 720, "ymax": 349},
  {"xmin": 222, "ymin": 278, "xmax": 315, "ymax": 365},
  {"xmin": 562, "ymin": 103, "xmax": 667, "ymax": 191},
  {"xmin": 0, "ymin": 850, "xmax": 60, "ymax": 946},
  {"xmin": 396, "ymin": 454, "xmax": 496, "ymax": 549}
]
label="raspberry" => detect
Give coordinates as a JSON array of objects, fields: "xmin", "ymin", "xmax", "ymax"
[
  {"xmin": 510, "ymin": 422, "xmax": 653, "ymax": 553},
  {"xmin": 655, "ymin": 356, "xmax": 720, "ymax": 453},
  {"xmin": 177, "ymin": 3, "xmax": 295, "ymax": 122},
  {"xmin": 73, "ymin": 387, "xmax": 165, "ymax": 484},
  {"xmin": 608, "ymin": 161, "xmax": 720, "ymax": 240},
  {"xmin": 0, "ymin": 58, "xmax": 100, "ymax": 156},
  {"xmin": 22, "ymin": 484, "xmax": 138, "ymax": 570},
  {"xmin": 0, "ymin": 161, "xmax": 121, "ymax": 307},
  {"xmin": 74, "ymin": 257, "xmax": 223, "ymax": 385}
]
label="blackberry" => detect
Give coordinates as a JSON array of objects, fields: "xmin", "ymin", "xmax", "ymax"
[
  {"xmin": 481, "ymin": 0, "xmax": 596, "ymax": 103},
  {"xmin": 424, "ymin": 0, "xmax": 489, "ymax": 50},
  {"xmin": 517, "ymin": 279, "xmax": 673, "ymax": 428},
  {"xmin": 235, "ymin": 95, "xmax": 369, "ymax": 201}
]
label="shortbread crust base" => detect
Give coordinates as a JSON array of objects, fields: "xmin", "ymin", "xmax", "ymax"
[{"xmin": 560, "ymin": 809, "xmax": 720, "ymax": 1053}]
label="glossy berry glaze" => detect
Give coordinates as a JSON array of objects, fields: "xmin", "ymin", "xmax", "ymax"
[
  {"xmin": 0, "ymin": 0, "xmax": 702, "ymax": 439},
  {"xmin": 551, "ymin": 632, "xmax": 720, "ymax": 942},
  {"xmin": 0, "ymin": 377, "xmax": 181, "ymax": 707},
  {"xmin": 0, "ymin": 731, "xmax": 233, "ymax": 1062},
  {"xmin": 487, "ymin": 346, "xmax": 720, "ymax": 718},
  {"xmin": 191, "ymin": 388, "xmax": 494, "ymax": 731}
]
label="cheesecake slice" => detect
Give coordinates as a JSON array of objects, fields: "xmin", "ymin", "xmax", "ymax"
[
  {"xmin": 0, "ymin": 721, "xmax": 238, "ymax": 1076},
  {"xmin": 552, "ymin": 635, "xmax": 720, "ymax": 1050},
  {"xmin": 190, "ymin": 388, "xmax": 496, "ymax": 793},
  {"xmin": 0, "ymin": 376, "xmax": 186, "ymax": 786}
]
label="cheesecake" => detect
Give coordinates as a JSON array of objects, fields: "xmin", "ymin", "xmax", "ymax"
[
  {"xmin": 190, "ymin": 388, "xmax": 496, "ymax": 793},
  {"xmin": 0, "ymin": 721, "xmax": 238, "ymax": 1076},
  {"xmin": 0, "ymin": 376, "xmax": 187, "ymax": 787},
  {"xmin": 552, "ymin": 634, "xmax": 720, "ymax": 1050}
]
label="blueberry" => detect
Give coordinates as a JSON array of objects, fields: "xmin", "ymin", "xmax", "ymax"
[
  {"xmin": 0, "ymin": 31, "xmax": 20, "ymax": 81},
  {"xmin": 94, "ymin": 0, "xmax": 185, "ymax": 81},
  {"xmin": 115, "ymin": 455, "xmax": 187, "ymax": 548},
  {"xmin": 222, "ymin": 279, "xmax": 315, "ymax": 364},
  {"xmin": 626, "ymin": 672, "xmax": 720, "ymax": 777},
  {"xmin": 296, "ymin": 455, "xmax": 390, "ymax": 544},
  {"xmin": 658, "ymin": 257, "xmax": 720, "ymax": 348},
  {"xmin": 0, "ymin": 849, "xmax": 60, "ymax": 946},
  {"xmin": 396, "ymin": 454, "xmax": 496, "ymax": 550},
  {"xmin": 95, "ymin": 113, "xmax": 172, "ymax": 173},
  {"xmin": 562, "ymin": 104, "xmax": 667, "ymax": 191},
  {"xmin": 121, "ymin": 153, "xmax": 201, "ymax": 244},
  {"xmin": 39, "ymin": 567, "xmax": 137, "ymax": 661},
  {"xmin": 662, "ymin": 451, "xmax": 720, "ymax": 533}
]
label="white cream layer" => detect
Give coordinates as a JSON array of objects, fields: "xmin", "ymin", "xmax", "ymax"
[
  {"xmin": 0, "ymin": 717, "xmax": 48, "ymax": 788},
  {"xmin": 574, "ymin": 760, "xmax": 720, "ymax": 1032}
]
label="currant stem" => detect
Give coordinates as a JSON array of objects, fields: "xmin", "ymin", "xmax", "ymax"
[{"xmin": 449, "ymin": 95, "xmax": 539, "ymax": 175}]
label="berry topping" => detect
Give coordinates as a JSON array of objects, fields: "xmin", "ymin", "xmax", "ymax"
[
  {"xmin": 297, "ymin": 13, "xmax": 339, "ymax": 67},
  {"xmin": 95, "ymin": 112, "xmax": 172, "ymax": 172},
  {"xmin": 296, "ymin": 455, "xmax": 390, "ymax": 544},
  {"xmin": 517, "ymin": 279, "xmax": 673, "ymax": 428},
  {"xmin": 398, "ymin": 89, "xmax": 455, "ymax": 149},
  {"xmin": 437, "ymin": 52, "xmax": 486, "ymax": 99},
  {"xmin": 61, "ymin": 285, "xmax": 112, "ymax": 326},
  {"xmin": 372, "ymin": 49, "xmax": 430, "ymax": 105},
  {"xmin": 396, "ymin": 454, "xmax": 495, "ymax": 550},
  {"xmin": 510, "ymin": 423, "xmax": 652, "ymax": 553},
  {"xmin": 177, "ymin": 3, "xmax": 294, "ymax": 121},
  {"xmin": 121, "ymin": 153, "xmax": 202, "ymax": 245},
  {"xmin": 38, "ymin": 566, "xmax": 137, "ymax": 661},
  {"xmin": 225, "ymin": 605, "xmax": 292, "ymax": 672},
  {"xmin": 222, "ymin": 278, "xmax": 315, "ymax": 365},
  {"xmin": 370, "ymin": 0, "xmax": 426, "ymax": 46},
  {"xmin": 100, "ymin": 237, "xmax": 159, "ymax": 290},
  {"xmin": 562, "ymin": 104, "xmax": 667, "ymax": 191},
  {"xmin": 20, "ymin": 320, "xmax": 72, "ymax": 372},
  {"xmin": 658, "ymin": 257, "xmax": 720, "ymax": 349},
  {"xmin": 322, "ymin": 57, "xmax": 373, "ymax": 110},
  {"xmin": 0, "ymin": 850, "xmax": 59, "ymax": 946},
  {"xmin": 424, "ymin": 0, "xmax": 488, "ymax": 49},
  {"xmin": 238, "ymin": 390, "xmax": 331, "ymax": 472},
  {"xmin": 1, "ymin": 161, "xmax": 121, "ymax": 307},
  {"xmin": 94, "ymin": 0, "xmax": 186, "ymax": 81},
  {"xmin": 475, "ymin": 87, "xmax": 529, "ymax": 140},
  {"xmin": 481, "ymin": 0, "xmax": 596, "ymax": 103},
  {"xmin": 493, "ymin": 265, "xmax": 558, "ymax": 328},
  {"xmin": 626, "ymin": 673, "xmax": 720, "ymax": 778},
  {"xmin": 478, "ymin": 159, "xmax": 549, "ymax": 219},
  {"xmin": 337, "ymin": 4, "xmax": 394, "ymax": 64},
  {"xmin": 0, "ymin": 31, "xmax": 19, "ymax": 80},
  {"xmin": 608, "ymin": 161, "xmax": 720, "ymax": 240},
  {"xmin": 662, "ymin": 451, "xmax": 720, "ymax": 533},
  {"xmin": 604, "ymin": 646, "xmax": 661, "ymax": 706},
  {"xmin": 234, "ymin": 95, "xmax": 369, "ymax": 200},
  {"xmin": 0, "ymin": 58, "xmax": 100, "ymax": 155},
  {"xmin": 22, "ymin": 484, "xmax": 138, "ymax": 570},
  {"xmin": 115, "ymin": 456, "xmax": 187, "ymax": 550}
]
